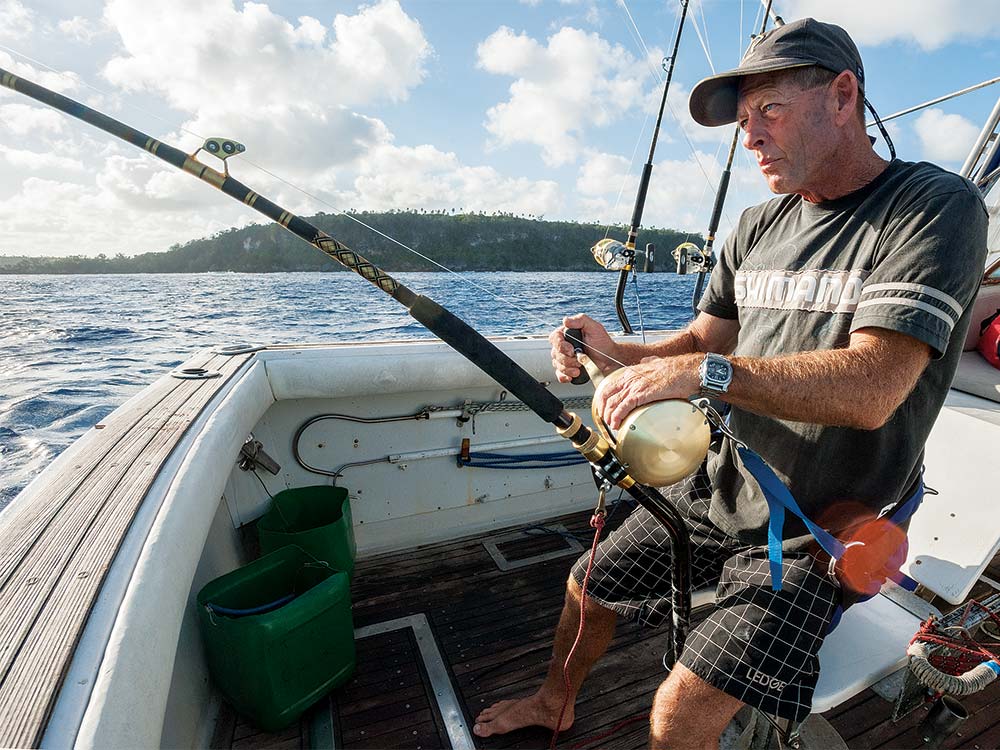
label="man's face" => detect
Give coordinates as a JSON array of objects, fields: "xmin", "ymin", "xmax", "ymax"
[{"xmin": 736, "ymin": 73, "xmax": 836, "ymax": 200}]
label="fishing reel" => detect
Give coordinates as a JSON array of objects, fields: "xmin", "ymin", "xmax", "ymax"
[
  {"xmin": 672, "ymin": 241, "xmax": 712, "ymax": 275},
  {"xmin": 575, "ymin": 353, "xmax": 711, "ymax": 487},
  {"xmin": 591, "ymin": 238, "xmax": 634, "ymax": 271}
]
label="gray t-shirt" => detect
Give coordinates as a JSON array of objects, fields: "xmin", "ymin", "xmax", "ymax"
[{"xmin": 698, "ymin": 159, "xmax": 988, "ymax": 547}]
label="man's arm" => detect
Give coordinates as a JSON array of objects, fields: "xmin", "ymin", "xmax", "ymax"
[
  {"xmin": 726, "ymin": 328, "xmax": 930, "ymax": 428},
  {"xmin": 596, "ymin": 326, "xmax": 931, "ymax": 431},
  {"xmin": 616, "ymin": 312, "xmax": 740, "ymax": 363},
  {"xmin": 551, "ymin": 312, "xmax": 739, "ymax": 382}
]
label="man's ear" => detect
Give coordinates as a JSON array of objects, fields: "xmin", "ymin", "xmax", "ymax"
[{"xmin": 831, "ymin": 70, "xmax": 859, "ymax": 126}]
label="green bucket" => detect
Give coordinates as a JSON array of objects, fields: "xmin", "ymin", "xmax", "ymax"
[
  {"xmin": 258, "ymin": 485, "xmax": 356, "ymax": 575},
  {"xmin": 196, "ymin": 545, "xmax": 356, "ymax": 731}
]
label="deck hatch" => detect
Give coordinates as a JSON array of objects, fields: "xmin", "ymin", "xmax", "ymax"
[
  {"xmin": 354, "ymin": 613, "xmax": 474, "ymax": 750},
  {"xmin": 483, "ymin": 524, "xmax": 584, "ymax": 571}
]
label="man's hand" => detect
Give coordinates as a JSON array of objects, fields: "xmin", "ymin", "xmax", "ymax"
[
  {"xmin": 593, "ymin": 353, "xmax": 702, "ymax": 430},
  {"xmin": 549, "ymin": 314, "xmax": 621, "ymax": 383}
]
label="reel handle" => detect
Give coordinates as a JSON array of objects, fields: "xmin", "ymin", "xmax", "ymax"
[{"xmin": 565, "ymin": 328, "xmax": 590, "ymax": 385}]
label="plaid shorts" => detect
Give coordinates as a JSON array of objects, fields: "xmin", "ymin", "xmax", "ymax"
[{"xmin": 570, "ymin": 469, "xmax": 842, "ymax": 722}]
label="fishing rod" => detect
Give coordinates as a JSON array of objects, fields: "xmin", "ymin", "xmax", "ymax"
[
  {"xmin": 1, "ymin": 65, "xmax": 698, "ymax": 661},
  {"xmin": 674, "ymin": 0, "xmax": 776, "ymax": 318},
  {"xmin": 588, "ymin": 0, "xmax": 690, "ymax": 339}
]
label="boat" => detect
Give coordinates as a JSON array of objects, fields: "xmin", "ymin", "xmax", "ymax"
[{"xmin": 3, "ymin": 11, "xmax": 1000, "ymax": 750}]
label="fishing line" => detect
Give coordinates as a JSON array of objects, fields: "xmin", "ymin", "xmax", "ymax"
[
  {"xmin": 0, "ymin": 44, "xmax": 613, "ymax": 350},
  {"xmin": 0, "ymin": 45, "xmax": 539, "ymax": 322},
  {"xmin": 599, "ymin": 0, "xmax": 666, "ymax": 242},
  {"xmin": 0, "ymin": 43, "xmax": 209, "ymax": 148},
  {"xmin": 614, "ymin": 1, "xmax": 737, "ymax": 236},
  {"xmin": 0, "ymin": 43, "xmax": 682, "ymax": 384},
  {"xmin": 619, "ymin": 0, "xmax": 672, "ymax": 70},
  {"xmin": 698, "ymin": 1, "xmax": 713, "ymax": 63},
  {"xmin": 690, "ymin": 5, "xmax": 716, "ymax": 74},
  {"xmin": 739, "ymin": 0, "xmax": 744, "ymax": 59}
]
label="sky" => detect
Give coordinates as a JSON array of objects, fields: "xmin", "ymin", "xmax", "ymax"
[{"xmin": 1, "ymin": 0, "xmax": 999, "ymax": 258}]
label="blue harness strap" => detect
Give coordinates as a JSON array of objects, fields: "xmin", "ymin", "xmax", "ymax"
[
  {"xmin": 737, "ymin": 446, "xmax": 847, "ymax": 591},
  {"xmin": 737, "ymin": 445, "xmax": 924, "ymax": 591}
]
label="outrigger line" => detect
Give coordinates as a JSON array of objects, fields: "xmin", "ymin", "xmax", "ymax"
[{"xmin": 0, "ymin": 65, "xmax": 697, "ymax": 661}]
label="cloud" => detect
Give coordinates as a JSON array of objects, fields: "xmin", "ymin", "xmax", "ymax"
[
  {"xmin": 339, "ymin": 143, "xmax": 562, "ymax": 216},
  {"xmin": 0, "ymin": 0, "xmax": 34, "ymax": 40},
  {"xmin": 99, "ymin": 0, "xmax": 431, "ymax": 173},
  {"xmin": 781, "ymin": 0, "xmax": 1000, "ymax": 50},
  {"xmin": 103, "ymin": 0, "xmax": 430, "ymax": 111},
  {"xmin": 477, "ymin": 26, "xmax": 654, "ymax": 166},
  {"xmin": 575, "ymin": 148, "xmax": 772, "ymax": 244},
  {"xmin": 0, "ymin": 103, "xmax": 67, "ymax": 136},
  {"xmin": 913, "ymin": 109, "xmax": 981, "ymax": 163},
  {"xmin": 57, "ymin": 16, "xmax": 102, "ymax": 43},
  {"xmin": 0, "ymin": 144, "xmax": 83, "ymax": 171}
]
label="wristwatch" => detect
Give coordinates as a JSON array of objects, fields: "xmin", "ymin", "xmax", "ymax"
[{"xmin": 698, "ymin": 353, "xmax": 733, "ymax": 398}]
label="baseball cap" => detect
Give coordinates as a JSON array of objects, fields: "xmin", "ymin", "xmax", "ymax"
[{"xmin": 689, "ymin": 18, "xmax": 865, "ymax": 127}]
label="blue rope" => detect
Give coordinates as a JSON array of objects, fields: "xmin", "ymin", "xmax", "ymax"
[
  {"xmin": 460, "ymin": 449, "xmax": 587, "ymax": 470},
  {"xmin": 206, "ymin": 593, "xmax": 295, "ymax": 617}
]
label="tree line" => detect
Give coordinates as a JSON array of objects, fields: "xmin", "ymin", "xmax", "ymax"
[{"xmin": 0, "ymin": 211, "xmax": 701, "ymax": 274}]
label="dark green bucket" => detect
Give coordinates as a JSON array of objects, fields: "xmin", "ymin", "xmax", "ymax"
[
  {"xmin": 258, "ymin": 485, "xmax": 356, "ymax": 575},
  {"xmin": 196, "ymin": 545, "xmax": 356, "ymax": 732}
]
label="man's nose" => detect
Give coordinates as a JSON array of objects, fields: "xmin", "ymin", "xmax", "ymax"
[{"xmin": 741, "ymin": 114, "xmax": 766, "ymax": 151}]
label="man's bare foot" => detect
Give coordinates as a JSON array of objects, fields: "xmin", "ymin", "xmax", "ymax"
[{"xmin": 473, "ymin": 693, "xmax": 573, "ymax": 737}]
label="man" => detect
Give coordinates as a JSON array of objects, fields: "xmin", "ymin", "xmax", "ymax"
[{"xmin": 473, "ymin": 18, "xmax": 988, "ymax": 749}]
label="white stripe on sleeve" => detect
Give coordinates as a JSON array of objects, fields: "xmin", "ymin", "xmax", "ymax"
[
  {"xmin": 860, "ymin": 282, "xmax": 963, "ymax": 318},
  {"xmin": 854, "ymin": 297, "xmax": 956, "ymax": 331}
]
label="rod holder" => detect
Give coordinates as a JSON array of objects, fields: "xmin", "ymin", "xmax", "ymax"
[{"xmin": 919, "ymin": 695, "xmax": 968, "ymax": 749}]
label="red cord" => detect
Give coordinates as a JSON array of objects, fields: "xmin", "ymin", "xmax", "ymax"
[
  {"xmin": 549, "ymin": 512, "xmax": 605, "ymax": 750},
  {"xmin": 568, "ymin": 712, "xmax": 648, "ymax": 749},
  {"xmin": 909, "ymin": 599, "xmax": 1000, "ymax": 674}
]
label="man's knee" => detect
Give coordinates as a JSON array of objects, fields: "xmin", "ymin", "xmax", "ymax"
[
  {"xmin": 564, "ymin": 573, "xmax": 615, "ymax": 619},
  {"xmin": 650, "ymin": 663, "xmax": 743, "ymax": 749},
  {"xmin": 566, "ymin": 572, "xmax": 582, "ymax": 599}
]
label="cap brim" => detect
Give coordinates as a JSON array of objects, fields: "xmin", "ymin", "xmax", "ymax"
[{"xmin": 688, "ymin": 59, "xmax": 814, "ymax": 127}]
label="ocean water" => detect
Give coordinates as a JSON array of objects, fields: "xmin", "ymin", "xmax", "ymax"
[{"xmin": 0, "ymin": 271, "xmax": 701, "ymax": 510}]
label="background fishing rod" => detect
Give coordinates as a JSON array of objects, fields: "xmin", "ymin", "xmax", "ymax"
[
  {"xmin": 674, "ymin": 0, "xmax": 777, "ymax": 318},
  {"xmin": 0, "ymin": 64, "xmax": 696, "ymax": 663},
  {"xmin": 572, "ymin": 0, "xmax": 690, "ymax": 387}
]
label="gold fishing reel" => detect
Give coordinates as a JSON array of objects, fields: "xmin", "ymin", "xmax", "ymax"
[
  {"xmin": 672, "ymin": 241, "xmax": 708, "ymax": 275},
  {"xmin": 577, "ymin": 355, "xmax": 710, "ymax": 487},
  {"xmin": 591, "ymin": 238, "xmax": 634, "ymax": 271}
]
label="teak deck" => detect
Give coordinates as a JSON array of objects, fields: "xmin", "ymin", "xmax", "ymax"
[
  {"xmin": 0, "ymin": 349, "xmax": 254, "ymax": 749},
  {"xmin": 222, "ymin": 506, "xmax": 1000, "ymax": 750}
]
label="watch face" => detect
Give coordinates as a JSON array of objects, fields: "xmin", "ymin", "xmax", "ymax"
[{"xmin": 706, "ymin": 361, "xmax": 729, "ymax": 380}]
